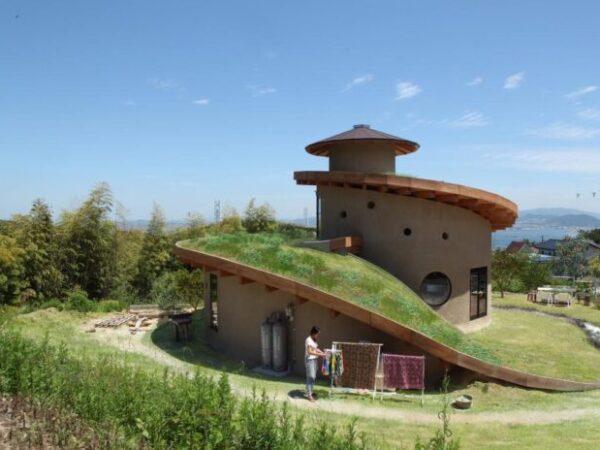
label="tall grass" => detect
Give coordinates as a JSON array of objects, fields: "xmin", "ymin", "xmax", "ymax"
[{"xmin": 0, "ymin": 329, "xmax": 366, "ymax": 449}]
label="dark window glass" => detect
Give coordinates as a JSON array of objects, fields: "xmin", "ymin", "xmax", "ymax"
[
  {"xmin": 420, "ymin": 272, "xmax": 452, "ymax": 307},
  {"xmin": 367, "ymin": 201, "xmax": 376, "ymax": 209},
  {"xmin": 340, "ymin": 210, "xmax": 347, "ymax": 218},
  {"xmin": 442, "ymin": 232, "xmax": 449, "ymax": 240},
  {"xmin": 470, "ymin": 267, "xmax": 488, "ymax": 320},
  {"xmin": 404, "ymin": 228, "xmax": 412, "ymax": 236}
]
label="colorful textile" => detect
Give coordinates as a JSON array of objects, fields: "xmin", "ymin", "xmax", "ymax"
[
  {"xmin": 336, "ymin": 343, "xmax": 380, "ymax": 389},
  {"xmin": 382, "ymin": 354, "xmax": 425, "ymax": 390},
  {"xmin": 321, "ymin": 354, "xmax": 330, "ymax": 376}
]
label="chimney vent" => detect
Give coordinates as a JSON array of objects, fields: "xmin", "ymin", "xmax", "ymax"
[{"xmin": 353, "ymin": 124, "xmax": 370, "ymax": 129}]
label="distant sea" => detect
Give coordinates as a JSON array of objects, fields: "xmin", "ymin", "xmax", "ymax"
[{"xmin": 492, "ymin": 227, "xmax": 582, "ymax": 249}]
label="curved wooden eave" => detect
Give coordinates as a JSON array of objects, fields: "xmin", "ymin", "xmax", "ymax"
[
  {"xmin": 294, "ymin": 171, "xmax": 518, "ymax": 231},
  {"xmin": 175, "ymin": 243, "xmax": 600, "ymax": 392}
]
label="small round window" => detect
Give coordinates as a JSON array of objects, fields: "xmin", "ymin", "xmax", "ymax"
[
  {"xmin": 442, "ymin": 232, "xmax": 449, "ymax": 240},
  {"xmin": 367, "ymin": 201, "xmax": 376, "ymax": 209},
  {"xmin": 420, "ymin": 272, "xmax": 451, "ymax": 307},
  {"xmin": 340, "ymin": 210, "xmax": 347, "ymax": 218},
  {"xmin": 404, "ymin": 228, "xmax": 412, "ymax": 236}
]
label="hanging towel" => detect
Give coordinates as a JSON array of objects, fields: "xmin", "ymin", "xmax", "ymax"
[
  {"xmin": 322, "ymin": 352, "xmax": 330, "ymax": 376},
  {"xmin": 382, "ymin": 354, "xmax": 425, "ymax": 390},
  {"xmin": 337, "ymin": 343, "xmax": 380, "ymax": 389}
]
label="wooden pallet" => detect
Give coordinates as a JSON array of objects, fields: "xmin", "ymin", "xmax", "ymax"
[{"xmin": 95, "ymin": 315, "xmax": 135, "ymax": 328}]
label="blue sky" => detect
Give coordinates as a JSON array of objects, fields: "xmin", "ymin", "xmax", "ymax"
[{"xmin": 2, "ymin": 1, "xmax": 600, "ymax": 221}]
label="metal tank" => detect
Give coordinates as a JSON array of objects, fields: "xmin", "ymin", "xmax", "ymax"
[
  {"xmin": 272, "ymin": 320, "xmax": 288, "ymax": 372},
  {"xmin": 260, "ymin": 320, "xmax": 273, "ymax": 368}
]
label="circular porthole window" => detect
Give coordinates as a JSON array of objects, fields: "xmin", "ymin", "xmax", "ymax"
[
  {"xmin": 442, "ymin": 232, "xmax": 449, "ymax": 240},
  {"xmin": 420, "ymin": 272, "xmax": 451, "ymax": 307},
  {"xmin": 403, "ymin": 228, "xmax": 412, "ymax": 236},
  {"xmin": 340, "ymin": 210, "xmax": 347, "ymax": 218},
  {"xmin": 367, "ymin": 201, "xmax": 376, "ymax": 209}
]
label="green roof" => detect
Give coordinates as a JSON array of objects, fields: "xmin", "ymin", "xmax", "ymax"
[{"xmin": 179, "ymin": 232, "xmax": 500, "ymax": 364}]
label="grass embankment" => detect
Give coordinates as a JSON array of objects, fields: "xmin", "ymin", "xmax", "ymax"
[
  {"xmin": 469, "ymin": 309, "xmax": 600, "ymax": 381},
  {"xmin": 493, "ymin": 292, "xmax": 600, "ymax": 326},
  {"xmin": 180, "ymin": 233, "xmax": 500, "ymax": 364}
]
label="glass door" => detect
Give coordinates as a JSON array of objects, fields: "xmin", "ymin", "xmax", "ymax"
[{"xmin": 470, "ymin": 267, "xmax": 488, "ymax": 320}]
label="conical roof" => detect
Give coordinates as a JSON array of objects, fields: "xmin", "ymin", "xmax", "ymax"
[{"xmin": 305, "ymin": 124, "xmax": 419, "ymax": 156}]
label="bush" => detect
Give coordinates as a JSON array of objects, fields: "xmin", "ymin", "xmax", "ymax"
[
  {"xmin": 0, "ymin": 330, "xmax": 367, "ymax": 449},
  {"xmin": 97, "ymin": 299, "xmax": 126, "ymax": 313},
  {"xmin": 150, "ymin": 272, "xmax": 183, "ymax": 310},
  {"xmin": 64, "ymin": 288, "xmax": 97, "ymax": 313}
]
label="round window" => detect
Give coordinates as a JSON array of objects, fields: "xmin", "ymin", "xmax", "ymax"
[
  {"xmin": 420, "ymin": 272, "xmax": 451, "ymax": 307},
  {"xmin": 367, "ymin": 201, "xmax": 376, "ymax": 209},
  {"xmin": 340, "ymin": 210, "xmax": 347, "ymax": 218},
  {"xmin": 404, "ymin": 228, "xmax": 412, "ymax": 236}
]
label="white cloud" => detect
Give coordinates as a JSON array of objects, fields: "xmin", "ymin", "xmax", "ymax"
[
  {"xmin": 466, "ymin": 77, "xmax": 483, "ymax": 86},
  {"xmin": 395, "ymin": 81, "xmax": 422, "ymax": 100},
  {"xmin": 448, "ymin": 111, "xmax": 488, "ymax": 128},
  {"xmin": 565, "ymin": 85, "xmax": 598, "ymax": 100},
  {"xmin": 193, "ymin": 98, "xmax": 210, "ymax": 105},
  {"xmin": 504, "ymin": 72, "xmax": 525, "ymax": 90},
  {"xmin": 578, "ymin": 108, "xmax": 600, "ymax": 121},
  {"xmin": 528, "ymin": 122, "xmax": 600, "ymax": 140},
  {"xmin": 486, "ymin": 149, "xmax": 600, "ymax": 173},
  {"xmin": 147, "ymin": 78, "xmax": 182, "ymax": 91},
  {"xmin": 343, "ymin": 74, "xmax": 374, "ymax": 92},
  {"xmin": 249, "ymin": 85, "xmax": 277, "ymax": 96}
]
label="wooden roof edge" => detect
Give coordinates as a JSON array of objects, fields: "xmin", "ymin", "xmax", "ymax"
[
  {"xmin": 294, "ymin": 171, "xmax": 518, "ymax": 229},
  {"xmin": 174, "ymin": 243, "xmax": 600, "ymax": 392}
]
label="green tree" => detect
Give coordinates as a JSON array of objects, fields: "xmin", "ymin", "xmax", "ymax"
[
  {"xmin": 518, "ymin": 259, "xmax": 551, "ymax": 292},
  {"xmin": 135, "ymin": 203, "xmax": 172, "ymax": 296},
  {"xmin": 0, "ymin": 235, "xmax": 27, "ymax": 304},
  {"xmin": 174, "ymin": 268, "xmax": 204, "ymax": 310},
  {"xmin": 580, "ymin": 228, "xmax": 600, "ymax": 245},
  {"xmin": 554, "ymin": 238, "xmax": 589, "ymax": 279},
  {"xmin": 492, "ymin": 248, "xmax": 526, "ymax": 298},
  {"xmin": 242, "ymin": 198, "xmax": 277, "ymax": 233},
  {"xmin": 59, "ymin": 183, "xmax": 117, "ymax": 298},
  {"xmin": 14, "ymin": 199, "xmax": 63, "ymax": 300},
  {"xmin": 150, "ymin": 271, "xmax": 182, "ymax": 310}
]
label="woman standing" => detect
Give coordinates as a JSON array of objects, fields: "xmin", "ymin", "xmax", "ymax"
[{"xmin": 305, "ymin": 326, "xmax": 326, "ymax": 402}]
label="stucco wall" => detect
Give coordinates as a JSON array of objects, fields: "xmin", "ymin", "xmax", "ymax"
[
  {"xmin": 329, "ymin": 143, "xmax": 396, "ymax": 173},
  {"xmin": 204, "ymin": 273, "xmax": 445, "ymax": 386},
  {"xmin": 318, "ymin": 186, "xmax": 492, "ymax": 324}
]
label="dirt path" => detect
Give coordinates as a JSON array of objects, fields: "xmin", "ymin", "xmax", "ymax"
[{"xmin": 85, "ymin": 321, "xmax": 600, "ymax": 426}]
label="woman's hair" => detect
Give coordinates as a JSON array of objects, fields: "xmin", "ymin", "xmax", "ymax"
[{"xmin": 310, "ymin": 326, "xmax": 320, "ymax": 336}]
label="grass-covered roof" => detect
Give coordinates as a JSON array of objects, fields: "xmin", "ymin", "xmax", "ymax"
[{"xmin": 179, "ymin": 232, "xmax": 501, "ymax": 364}]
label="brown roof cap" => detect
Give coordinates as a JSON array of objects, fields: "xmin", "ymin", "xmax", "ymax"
[{"xmin": 306, "ymin": 124, "xmax": 420, "ymax": 156}]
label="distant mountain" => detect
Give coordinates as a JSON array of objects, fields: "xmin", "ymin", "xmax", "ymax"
[
  {"xmin": 518, "ymin": 213, "xmax": 600, "ymax": 228},
  {"xmin": 520, "ymin": 208, "xmax": 600, "ymax": 219}
]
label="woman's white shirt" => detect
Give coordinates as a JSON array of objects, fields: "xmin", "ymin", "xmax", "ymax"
[{"xmin": 305, "ymin": 336, "xmax": 318, "ymax": 360}]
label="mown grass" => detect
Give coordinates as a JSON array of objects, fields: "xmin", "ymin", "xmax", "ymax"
[
  {"xmin": 493, "ymin": 292, "xmax": 600, "ymax": 326},
  {"xmin": 469, "ymin": 308, "xmax": 600, "ymax": 381},
  {"xmin": 181, "ymin": 232, "xmax": 500, "ymax": 364}
]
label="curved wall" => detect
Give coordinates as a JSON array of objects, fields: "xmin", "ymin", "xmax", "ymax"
[
  {"xmin": 318, "ymin": 186, "xmax": 491, "ymax": 324},
  {"xmin": 329, "ymin": 143, "xmax": 396, "ymax": 173}
]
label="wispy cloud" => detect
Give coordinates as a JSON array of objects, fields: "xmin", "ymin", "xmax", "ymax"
[
  {"xmin": 193, "ymin": 98, "xmax": 210, "ymax": 105},
  {"xmin": 343, "ymin": 74, "xmax": 374, "ymax": 92},
  {"xmin": 528, "ymin": 122, "xmax": 600, "ymax": 140},
  {"xmin": 565, "ymin": 85, "xmax": 598, "ymax": 100},
  {"xmin": 124, "ymin": 100, "xmax": 136, "ymax": 107},
  {"xmin": 486, "ymin": 149, "xmax": 600, "ymax": 173},
  {"xmin": 466, "ymin": 77, "xmax": 483, "ymax": 87},
  {"xmin": 578, "ymin": 108, "xmax": 600, "ymax": 121},
  {"xmin": 504, "ymin": 72, "xmax": 525, "ymax": 90},
  {"xmin": 395, "ymin": 81, "xmax": 422, "ymax": 100},
  {"xmin": 448, "ymin": 111, "xmax": 488, "ymax": 128},
  {"xmin": 147, "ymin": 78, "xmax": 182, "ymax": 91},
  {"xmin": 249, "ymin": 85, "xmax": 277, "ymax": 97}
]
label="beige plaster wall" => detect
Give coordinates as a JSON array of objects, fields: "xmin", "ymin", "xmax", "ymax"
[
  {"xmin": 318, "ymin": 186, "xmax": 492, "ymax": 324},
  {"xmin": 329, "ymin": 143, "xmax": 396, "ymax": 173},
  {"xmin": 204, "ymin": 273, "xmax": 445, "ymax": 386}
]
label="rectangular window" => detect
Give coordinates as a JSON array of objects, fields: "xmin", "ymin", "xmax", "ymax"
[
  {"xmin": 209, "ymin": 273, "xmax": 219, "ymax": 330},
  {"xmin": 470, "ymin": 267, "xmax": 488, "ymax": 320}
]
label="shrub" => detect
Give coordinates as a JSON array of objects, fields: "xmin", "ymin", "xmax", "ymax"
[
  {"xmin": 64, "ymin": 287, "xmax": 97, "ymax": 313},
  {"xmin": 150, "ymin": 272, "xmax": 183, "ymax": 310},
  {"xmin": 97, "ymin": 299, "xmax": 126, "ymax": 313}
]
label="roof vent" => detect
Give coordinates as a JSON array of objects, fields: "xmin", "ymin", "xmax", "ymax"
[{"xmin": 353, "ymin": 124, "xmax": 370, "ymax": 129}]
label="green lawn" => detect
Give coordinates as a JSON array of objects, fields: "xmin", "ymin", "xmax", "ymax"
[
  {"xmin": 469, "ymin": 308, "xmax": 600, "ymax": 381},
  {"xmin": 180, "ymin": 232, "xmax": 500, "ymax": 364},
  {"xmin": 493, "ymin": 292, "xmax": 600, "ymax": 326}
]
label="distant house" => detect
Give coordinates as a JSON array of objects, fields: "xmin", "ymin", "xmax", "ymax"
[
  {"xmin": 531, "ymin": 238, "xmax": 600, "ymax": 260},
  {"xmin": 505, "ymin": 240, "xmax": 537, "ymax": 254}
]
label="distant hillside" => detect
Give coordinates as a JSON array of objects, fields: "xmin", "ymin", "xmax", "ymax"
[
  {"xmin": 520, "ymin": 208, "xmax": 600, "ymax": 219},
  {"xmin": 518, "ymin": 213, "xmax": 600, "ymax": 228}
]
